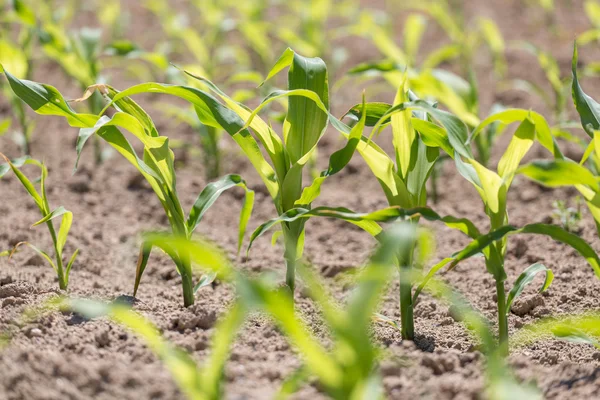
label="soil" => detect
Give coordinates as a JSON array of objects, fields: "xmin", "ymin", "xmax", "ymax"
[{"xmin": 1, "ymin": 0, "xmax": 600, "ymax": 399}]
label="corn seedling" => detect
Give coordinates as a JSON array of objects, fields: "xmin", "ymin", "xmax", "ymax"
[
  {"xmin": 519, "ymin": 44, "xmax": 600, "ymax": 235},
  {"xmin": 345, "ymin": 9, "xmax": 507, "ymax": 193},
  {"xmin": 452, "ymin": 108, "xmax": 600, "ymax": 354},
  {"xmin": 0, "ymin": 154, "xmax": 78, "ymax": 290},
  {"xmin": 0, "ymin": 71, "xmax": 254, "ymax": 307},
  {"xmin": 147, "ymin": 48, "xmax": 378, "ymax": 296}
]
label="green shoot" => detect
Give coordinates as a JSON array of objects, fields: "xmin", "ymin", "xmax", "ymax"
[
  {"xmin": 454, "ymin": 108, "xmax": 600, "ymax": 355},
  {"xmin": 0, "ymin": 72, "xmax": 254, "ymax": 307},
  {"xmin": 0, "ymin": 153, "xmax": 78, "ymax": 290}
]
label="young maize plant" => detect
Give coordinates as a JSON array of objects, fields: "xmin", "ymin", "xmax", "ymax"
[
  {"xmin": 0, "ymin": 70, "xmax": 254, "ymax": 307},
  {"xmin": 345, "ymin": 8, "xmax": 507, "ymax": 193},
  {"xmin": 246, "ymin": 75, "xmax": 490, "ymax": 340},
  {"xmin": 4, "ymin": 47, "xmax": 346, "ymax": 300},
  {"xmin": 519, "ymin": 44, "xmax": 600, "ymax": 234},
  {"xmin": 449, "ymin": 107, "xmax": 600, "ymax": 355},
  {"xmin": 0, "ymin": 154, "xmax": 78, "ymax": 290},
  {"xmin": 166, "ymin": 48, "xmax": 375, "ymax": 296}
]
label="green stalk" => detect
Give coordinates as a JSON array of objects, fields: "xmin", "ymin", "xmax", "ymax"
[
  {"xmin": 398, "ymin": 240, "xmax": 415, "ymax": 340},
  {"xmin": 46, "ymin": 221, "xmax": 67, "ymax": 290},
  {"xmin": 282, "ymin": 223, "xmax": 302, "ymax": 296},
  {"xmin": 495, "ymin": 279, "xmax": 508, "ymax": 356},
  {"xmin": 177, "ymin": 254, "xmax": 195, "ymax": 308},
  {"xmin": 89, "ymin": 91, "xmax": 105, "ymax": 165}
]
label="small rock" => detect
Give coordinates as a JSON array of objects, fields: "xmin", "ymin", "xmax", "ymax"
[
  {"xmin": 519, "ymin": 188, "xmax": 537, "ymax": 202},
  {"xmin": 69, "ymin": 178, "xmax": 90, "ymax": 193},
  {"xmin": 0, "ymin": 283, "xmax": 29, "ymax": 299},
  {"xmin": 511, "ymin": 294, "xmax": 545, "ymax": 316},
  {"xmin": 264, "ymin": 369, "xmax": 280, "ymax": 381},
  {"xmin": 25, "ymin": 254, "xmax": 45, "ymax": 267},
  {"xmin": 422, "ymin": 355, "xmax": 445, "ymax": 375},
  {"xmin": 95, "ymin": 330, "xmax": 111, "ymax": 348},
  {"xmin": 2, "ymin": 297, "xmax": 26, "ymax": 307},
  {"xmin": 27, "ymin": 328, "xmax": 42, "ymax": 338},
  {"xmin": 0, "ymin": 276, "xmax": 14, "ymax": 285},
  {"xmin": 379, "ymin": 360, "xmax": 401, "ymax": 377},
  {"xmin": 439, "ymin": 317, "xmax": 454, "ymax": 326},
  {"xmin": 195, "ymin": 337, "xmax": 208, "ymax": 351}
]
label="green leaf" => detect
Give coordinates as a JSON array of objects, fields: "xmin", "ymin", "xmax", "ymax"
[
  {"xmin": 344, "ymin": 102, "xmax": 392, "ymax": 127},
  {"xmin": 64, "ymin": 249, "xmax": 79, "ymax": 283},
  {"xmin": 133, "ymin": 243, "xmax": 152, "ymax": 297},
  {"xmin": 0, "ymin": 154, "xmax": 44, "ymax": 211},
  {"xmin": 193, "ymin": 272, "xmax": 217, "ymax": 293},
  {"xmin": 478, "ymin": 17, "xmax": 506, "ymax": 76},
  {"xmin": 2, "ymin": 70, "xmax": 98, "ymax": 128},
  {"xmin": 248, "ymin": 205, "xmax": 480, "ymax": 254},
  {"xmin": 572, "ymin": 43, "xmax": 600, "ymax": 137},
  {"xmin": 518, "ymin": 159, "xmax": 599, "ymax": 189},
  {"xmin": 11, "ymin": 0, "xmax": 36, "ymax": 26},
  {"xmin": 512, "ymin": 314, "xmax": 600, "ymax": 349},
  {"xmin": 0, "ymin": 119, "xmax": 11, "ymax": 137},
  {"xmin": 506, "ymin": 263, "xmax": 554, "ymax": 314},
  {"xmin": 31, "ymin": 206, "xmax": 68, "ymax": 228},
  {"xmin": 469, "ymin": 109, "xmax": 560, "ymax": 157},
  {"xmin": 12, "ymin": 242, "xmax": 57, "ymax": 274},
  {"xmin": 404, "ymin": 14, "xmax": 427, "ymax": 66},
  {"xmin": 186, "ymin": 174, "xmax": 254, "ymax": 254},
  {"xmin": 0, "ymin": 41, "xmax": 28, "ymax": 79},
  {"xmin": 418, "ymin": 221, "xmax": 600, "ymax": 297},
  {"xmin": 392, "ymin": 75, "xmax": 416, "ymax": 178},
  {"xmin": 56, "ymin": 211, "xmax": 73, "ymax": 257},
  {"xmin": 283, "ymin": 51, "xmax": 329, "ymax": 164},
  {"xmin": 295, "ymin": 96, "xmax": 367, "ymax": 206},
  {"xmin": 497, "ymin": 116, "xmax": 536, "ymax": 186},
  {"xmin": 373, "ymin": 99, "xmax": 473, "ymax": 159},
  {"xmin": 103, "ymin": 82, "xmax": 279, "ymax": 200},
  {"xmin": 142, "ymin": 234, "xmax": 234, "ymax": 281}
]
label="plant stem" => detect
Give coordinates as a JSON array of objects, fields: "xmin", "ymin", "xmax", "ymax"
[
  {"xmin": 283, "ymin": 234, "xmax": 297, "ymax": 296},
  {"xmin": 399, "ymin": 240, "xmax": 415, "ymax": 340},
  {"xmin": 46, "ymin": 221, "xmax": 67, "ymax": 290},
  {"xmin": 282, "ymin": 224, "xmax": 302, "ymax": 297},
  {"xmin": 495, "ymin": 279, "xmax": 509, "ymax": 356},
  {"xmin": 181, "ymin": 273, "xmax": 195, "ymax": 307},
  {"xmin": 175, "ymin": 247, "xmax": 195, "ymax": 307}
]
